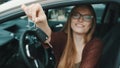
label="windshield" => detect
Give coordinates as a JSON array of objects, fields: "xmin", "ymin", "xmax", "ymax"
[{"xmin": 0, "ymin": 0, "xmax": 10, "ymax": 4}]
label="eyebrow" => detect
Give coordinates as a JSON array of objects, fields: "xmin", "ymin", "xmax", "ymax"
[{"xmin": 73, "ymin": 12, "xmax": 93, "ymax": 16}]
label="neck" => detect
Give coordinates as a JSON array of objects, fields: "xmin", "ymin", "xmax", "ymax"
[
  {"xmin": 73, "ymin": 32, "xmax": 86, "ymax": 63},
  {"xmin": 73, "ymin": 32, "xmax": 85, "ymax": 45}
]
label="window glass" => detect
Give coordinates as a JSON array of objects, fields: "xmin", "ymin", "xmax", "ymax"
[
  {"xmin": 0, "ymin": 0, "xmax": 10, "ymax": 4},
  {"xmin": 48, "ymin": 4, "xmax": 106, "ymax": 23},
  {"xmin": 117, "ymin": 11, "xmax": 120, "ymax": 23},
  {"xmin": 48, "ymin": 7, "xmax": 73, "ymax": 22},
  {"xmin": 92, "ymin": 4, "xmax": 106, "ymax": 24},
  {"xmin": 47, "ymin": 4, "xmax": 106, "ymax": 32},
  {"xmin": 47, "ymin": 6, "xmax": 73, "ymax": 32},
  {"xmin": 118, "ymin": 18, "xmax": 120, "ymax": 23}
]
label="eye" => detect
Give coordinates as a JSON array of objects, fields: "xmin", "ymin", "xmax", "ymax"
[
  {"xmin": 72, "ymin": 13, "xmax": 80, "ymax": 19},
  {"xmin": 83, "ymin": 15, "xmax": 93, "ymax": 20}
]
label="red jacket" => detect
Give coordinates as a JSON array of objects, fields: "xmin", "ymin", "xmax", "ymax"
[{"xmin": 50, "ymin": 31, "xmax": 103, "ymax": 68}]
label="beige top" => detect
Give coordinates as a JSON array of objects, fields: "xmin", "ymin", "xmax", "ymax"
[{"xmin": 74, "ymin": 62, "xmax": 81, "ymax": 68}]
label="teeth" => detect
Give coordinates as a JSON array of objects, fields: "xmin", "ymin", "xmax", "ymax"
[{"xmin": 76, "ymin": 24, "xmax": 84, "ymax": 27}]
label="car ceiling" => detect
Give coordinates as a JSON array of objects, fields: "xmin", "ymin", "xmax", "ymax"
[{"xmin": 0, "ymin": 0, "xmax": 119, "ymax": 24}]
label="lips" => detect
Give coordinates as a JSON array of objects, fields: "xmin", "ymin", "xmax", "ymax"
[{"xmin": 76, "ymin": 23, "xmax": 84, "ymax": 28}]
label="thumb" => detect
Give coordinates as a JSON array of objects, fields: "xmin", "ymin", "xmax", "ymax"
[{"xmin": 21, "ymin": 4, "xmax": 27, "ymax": 11}]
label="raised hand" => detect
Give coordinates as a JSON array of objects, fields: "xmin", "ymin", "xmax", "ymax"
[{"xmin": 21, "ymin": 3, "xmax": 52, "ymax": 42}]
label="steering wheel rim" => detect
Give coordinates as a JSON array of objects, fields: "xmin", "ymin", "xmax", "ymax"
[{"xmin": 19, "ymin": 30, "xmax": 48, "ymax": 68}]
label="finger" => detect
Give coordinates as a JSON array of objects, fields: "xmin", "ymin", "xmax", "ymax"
[
  {"xmin": 31, "ymin": 5, "xmax": 37, "ymax": 22},
  {"xmin": 33, "ymin": 4, "xmax": 43, "ymax": 23},
  {"xmin": 21, "ymin": 4, "xmax": 33, "ymax": 19},
  {"xmin": 27, "ymin": 4, "xmax": 38, "ymax": 22},
  {"xmin": 38, "ymin": 4, "xmax": 45, "ymax": 15},
  {"xmin": 36, "ymin": 4, "xmax": 47, "ymax": 21},
  {"xmin": 21, "ymin": 4, "xmax": 27, "ymax": 12},
  {"xmin": 35, "ymin": 15, "xmax": 46, "ymax": 24},
  {"xmin": 21, "ymin": 4, "xmax": 30, "ymax": 16},
  {"xmin": 31, "ymin": 10, "xmax": 36, "ymax": 21}
]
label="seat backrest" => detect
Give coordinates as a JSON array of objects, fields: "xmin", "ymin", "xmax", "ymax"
[{"xmin": 99, "ymin": 23, "xmax": 120, "ymax": 68}]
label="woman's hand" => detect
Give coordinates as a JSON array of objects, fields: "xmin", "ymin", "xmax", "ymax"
[
  {"xmin": 21, "ymin": 3, "xmax": 52, "ymax": 42},
  {"xmin": 21, "ymin": 3, "xmax": 47, "ymax": 27}
]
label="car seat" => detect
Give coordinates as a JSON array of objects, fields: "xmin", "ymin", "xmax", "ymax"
[{"xmin": 99, "ymin": 23, "xmax": 120, "ymax": 68}]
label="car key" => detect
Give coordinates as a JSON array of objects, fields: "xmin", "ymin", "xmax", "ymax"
[
  {"xmin": 27, "ymin": 18, "xmax": 53, "ymax": 48},
  {"xmin": 35, "ymin": 28, "xmax": 53, "ymax": 48}
]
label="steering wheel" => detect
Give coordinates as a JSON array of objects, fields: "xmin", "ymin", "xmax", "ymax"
[{"xmin": 19, "ymin": 28, "xmax": 49, "ymax": 68}]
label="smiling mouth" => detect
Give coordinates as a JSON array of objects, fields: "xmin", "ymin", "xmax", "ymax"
[{"xmin": 76, "ymin": 24, "xmax": 84, "ymax": 28}]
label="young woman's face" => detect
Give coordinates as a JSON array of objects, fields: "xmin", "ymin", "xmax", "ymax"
[{"xmin": 71, "ymin": 7, "xmax": 93, "ymax": 35}]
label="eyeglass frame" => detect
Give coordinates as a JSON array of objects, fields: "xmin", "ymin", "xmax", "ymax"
[{"xmin": 71, "ymin": 12, "xmax": 94, "ymax": 22}]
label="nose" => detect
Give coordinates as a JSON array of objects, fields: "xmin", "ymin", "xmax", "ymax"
[{"xmin": 78, "ymin": 16, "xmax": 84, "ymax": 23}]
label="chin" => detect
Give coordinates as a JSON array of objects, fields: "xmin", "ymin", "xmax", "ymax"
[{"xmin": 74, "ymin": 30, "xmax": 86, "ymax": 34}]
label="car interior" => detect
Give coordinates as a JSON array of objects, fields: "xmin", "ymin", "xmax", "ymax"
[
  {"xmin": 98, "ymin": 3, "xmax": 120, "ymax": 68},
  {"xmin": 0, "ymin": 1, "xmax": 120, "ymax": 68}
]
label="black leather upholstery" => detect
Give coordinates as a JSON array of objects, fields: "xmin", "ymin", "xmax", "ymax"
[{"xmin": 99, "ymin": 24, "xmax": 120, "ymax": 68}]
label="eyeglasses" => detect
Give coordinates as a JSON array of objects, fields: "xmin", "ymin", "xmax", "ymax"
[{"xmin": 72, "ymin": 12, "xmax": 94, "ymax": 22}]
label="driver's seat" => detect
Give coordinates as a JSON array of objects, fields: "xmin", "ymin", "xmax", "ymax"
[{"xmin": 99, "ymin": 23, "xmax": 120, "ymax": 68}]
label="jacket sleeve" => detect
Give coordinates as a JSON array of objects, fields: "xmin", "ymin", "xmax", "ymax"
[{"xmin": 80, "ymin": 38, "xmax": 103, "ymax": 68}]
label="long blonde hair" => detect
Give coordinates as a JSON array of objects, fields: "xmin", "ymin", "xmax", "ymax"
[{"xmin": 57, "ymin": 4, "xmax": 96, "ymax": 68}]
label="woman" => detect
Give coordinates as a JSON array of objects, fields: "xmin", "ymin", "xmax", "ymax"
[{"xmin": 21, "ymin": 3, "xmax": 103, "ymax": 68}]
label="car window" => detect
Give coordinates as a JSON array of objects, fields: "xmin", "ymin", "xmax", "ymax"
[
  {"xmin": 118, "ymin": 18, "xmax": 120, "ymax": 23},
  {"xmin": 48, "ymin": 7, "xmax": 72, "ymax": 22},
  {"xmin": 92, "ymin": 4, "xmax": 106, "ymax": 24},
  {"xmin": 47, "ymin": 6, "xmax": 73, "ymax": 32},
  {"xmin": 0, "ymin": 0, "xmax": 10, "ymax": 4},
  {"xmin": 118, "ymin": 11, "xmax": 120, "ymax": 23},
  {"xmin": 48, "ymin": 4, "xmax": 105, "ymax": 22},
  {"xmin": 47, "ymin": 4, "xmax": 106, "ymax": 32},
  {"xmin": 48, "ymin": 4, "xmax": 106, "ymax": 23}
]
